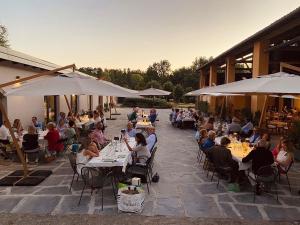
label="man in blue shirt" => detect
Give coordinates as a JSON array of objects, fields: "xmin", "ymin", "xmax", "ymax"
[
  {"xmin": 126, "ymin": 122, "xmax": 136, "ymax": 137},
  {"xmin": 32, "ymin": 116, "xmax": 43, "ymax": 130},
  {"xmin": 241, "ymin": 118, "xmax": 254, "ymax": 136},
  {"xmin": 202, "ymin": 130, "xmax": 216, "ymax": 151}
]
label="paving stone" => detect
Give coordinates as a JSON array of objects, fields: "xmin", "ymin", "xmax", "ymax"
[
  {"xmin": 35, "ymin": 186, "xmax": 70, "ymax": 195},
  {"xmin": 53, "ymin": 168, "xmax": 73, "ymax": 175},
  {"xmin": 56, "ymin": 196, "xmax": 91, "ymax": 214},
  {"xmin": 0, "ymin": 196, "xmax": 23, "ymax": 212},
  {"xmin": 234, "ymin": 204, "xmax": 262, "ymax": 220},
  {"xmin": 181, "ymin": 194, "xmax": 222, "ymax": 218},
  {"xmin": 151, "ymin": 182, "xmax": 180, "ymax": 197},
  {"xmin": 94, "ymin": 207, "xmax": 118, "ymax": 215},
  {"xmin": 264, "ymin": 206, "xmax": 300, "ymax": 220},
  {"xmin": 95, "ymin": 188, "xmax": 117, "ymax": 207},
  {"xmin": 219, "ymin": 203, "xmax": 239, "ymax": 218},
  {"xmin": 13, "ymin": 196, "xmax": 60, "ymax": 214},
  {"xmin": 217, "ymin": 194, "xmax": 234, "ymax": 203},
  {"xmin": 39, "ymin": 175, "xmax": 71, "ymax": 186},
  {"xmin": 153, "ymin": 197, "xmax": 185, "ymax": 217},
  {"xmin": 141, "ymin": 200, "xmax": 154, "ymax": 216},
  {"xmin": 196, "ymin": 183, "xmax": 227, "ymax": 195},
  {"xmin": 233, "ymin": 194, "xmax": 280, "ymax": 205},
  {"xmin": 11, "ymin": 186, "xmax": 40, "ymax": 195},
  {"xmin": 280, "ymin": 196, "xmax": 300, "ymax": 207}
]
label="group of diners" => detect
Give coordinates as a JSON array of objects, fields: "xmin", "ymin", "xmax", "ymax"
[
  {"xmin": 128, "ymin": 107, "xmax": 158, "ymax": 125},
  {"xmin": 196, "ymin": 116, "xmax": 294, "ymax": 194},
  {"xmin": 0, "ymin": 105, "xmax": 109, "ymax": 163},
  {"xmin": 170, "ymin": 107, "xmax": 200, "ymax": 129}
]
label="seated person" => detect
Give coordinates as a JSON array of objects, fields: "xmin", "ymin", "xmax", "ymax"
[
  {"xmin": 172, "ymin": 109, "xmax": 180, "ymax": 124},
  {"xmin": 201, "ymin": 130, "xmax": 216, "ymax": 151},
  {"xmin": 32, "ymin": 116, "xmax": 43, "ymax": 130},
  {"xmin": 85, "ymin": 112, "xmax": 95, "ymax": 128},
  {"xmin": 146, "ymin": 126, "xmax": 157, "ymax": 153},
  {"xmin": 126, "ymin": 122, "xmax": 136, "ymax": 138},
  {"xmin": 226, "ymin": 117, "xmax": 241, "ymax": 134},
  {"xmin": 0, "ymin": 120, "xmax": 10, "ymax": 145},
  {"xmin": 13, "ymin": 119, "xmax": 24, "ymax": 134},
  {"xmin": 256, "ymin": 133, "xmax": 271, "ymax": 150},
  {"xmin": 176, "ymin": 111, "xmax": 184, "ymax": 128},
  {"xmin": 195, "ymin": 128, "xmax": 207, "ymax": 145},
  {"xmin": 23, "ymin": 125, "xmax": 39, "ymax": 150},
  {"xmin": 83, "ymin": 142, "xmax": 100, "ymax": 158},
  {"xmin": 241, "ymin": 118, "xmax": 253, "ymax": 136},
  {"xmin": 272, "ymin": 136, "xmax": 285, "ymax": 158},
  {"xmin": 0, "ymin": 121, "xmax": 11, "ymax": 159},
  {"xmin": 22, "ymin": 125, "xmax": 39, "ymax": 163},
  {"xmin": 44, "ymin": 122, "xmax": 64, "ymax": 156},
  {"xmin": 57, "ymin": 118, "xmax": 68, "ymax": 137},
  {"xmin": 64, "ymin": 120, "xmax": 77, "ymax": 145},
  {"xmin": 249, "ymin": 127, "xmax": 261, "ymax": 144},
  {"xmin": 148, "ymin": 108, "xmax": 157, "ymax": 124},
  {"xmin": 57, "ymin": 112, "xmax": 67, "ymax": 123},
  {"xmin": 89, "ymin": 122, "xmax": 109, "ymax": 148},
  {"xmin": 99, "ymin": 111, "xmax": 107, "ymax": 128},
  {"xmin": 93, "ymin": 110, "xmax": 102, "ymax": 123},
  {"xmin": 208, "ymin": 137, "xmax": 239, "ymax": 182},
  {"xmin": 128, "ymin": 107, "xmax": 138, "ymax": 122},
  {"xmin": 203, "ymin": 117, "xmax": 214, "ymax": 131},
  {"xmin": 275, "ymin": 140, "xmax": 294, "ymax": 172},
  {"xmin": 124, "ymin": 133, "xmax": 151, "ymax": 164}
]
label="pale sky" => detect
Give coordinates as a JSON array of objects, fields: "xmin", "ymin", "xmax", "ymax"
[{"xmin": 0, "ymin": 0, "xmax": 299, "ymax": 70}]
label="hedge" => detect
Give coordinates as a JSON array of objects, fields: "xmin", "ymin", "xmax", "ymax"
[{"xmin": 122, "ymin": 98, "xmax": 172, "ymax": 108}]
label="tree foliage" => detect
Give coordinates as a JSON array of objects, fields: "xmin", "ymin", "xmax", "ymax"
[
  {"xmin": 173, "ymin": 84, "xmax": 184, "ymax": 103},
  {"xmin": 0, "ymin": 25, "xmax": 9, "ymax": 48},
  {"xmin": 79, "ymin": 56, "xmax": 212, "ymax": 102}
]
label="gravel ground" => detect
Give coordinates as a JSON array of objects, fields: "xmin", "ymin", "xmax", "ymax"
[{"xmin": 0, "ymin": 214, "xmax": 298, "ymax": 225}]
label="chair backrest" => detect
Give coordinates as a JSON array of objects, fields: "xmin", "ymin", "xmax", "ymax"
[
  {"xmin": 81, "ymin": 167, "xmax": 104, "ymax": 188},
  {"xmin": 148, "ymin": 147, "xmax": 157, "ymax": 168},
  {"xmin": 284, "ymin": 160, "xmax": 294, "ymax": 173},
  {"xmin": 256, "ymin": 165, "xmax": 277, "ymax": 182},
  {"xmin": 68, "ymin": 153, "xmax": 77, "ymax": 174}
]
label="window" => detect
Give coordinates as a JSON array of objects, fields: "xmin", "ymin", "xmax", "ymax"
[{"xmin": 44, "ymin": 96, "xmax": 58, "ymax": 122}]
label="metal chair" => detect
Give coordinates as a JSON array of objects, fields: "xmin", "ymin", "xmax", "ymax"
[
  {"xmin": 253, "ymin": 165, "xmax": 278, "ymax": 202},
  {"xmin": 68, "ymin": 152, "xmax": 85, "ymax": 192},
  {"xmin": 278, "ymin": 160, "xmax": 294, "ymax": 193},
  {"xmin": 79, "ymin": 167, "xmax": 116, "ymax": 210},
  {"xmin": 126, "ymin": 147, "xmax": 157, "ymax": 194}
]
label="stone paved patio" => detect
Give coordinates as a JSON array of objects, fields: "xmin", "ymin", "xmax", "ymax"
[{"xmin": 0, "ymin": 108, "xmax": 300, "ymax": 222}]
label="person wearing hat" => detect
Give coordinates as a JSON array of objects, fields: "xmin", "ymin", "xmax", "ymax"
[{"xmin": 226, "ymin": 117, "xmax": 242, "ymax": 135}]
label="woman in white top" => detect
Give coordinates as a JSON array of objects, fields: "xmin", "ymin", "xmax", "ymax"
[
  {"xmin": 124, "ymin": 133, "xmax": 151, "ymax": 164},
  {"xmin": 275, "ymin": 140, "xmax": 293, "ymax": 171}
]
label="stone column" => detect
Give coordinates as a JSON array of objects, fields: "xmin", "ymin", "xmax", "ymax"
[
  {"xmin": 251, "ymin": 40, "xmax": 269, "ymax": 113},
  {"xmin": 209, "ymin": 65, "xmax": 217, "ymax": 113}
]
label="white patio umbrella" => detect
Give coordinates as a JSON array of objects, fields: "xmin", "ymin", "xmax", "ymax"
[
  {"xmin": 5, "ymin": 73, "xmax": 140, "ymax": 98},
  {"xmin": 138, "ymin": 87, "xmax": 171, "ymax": 96},
  {"xmin": 192, "ymin": 72, "xmax": 300, "ymax": 95},
  {"xmin": 185, "ymin": 91, "xmax": 244, "ymax": 96}
]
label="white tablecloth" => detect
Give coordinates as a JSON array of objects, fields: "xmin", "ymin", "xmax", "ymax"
[
  {"xmin": 85, "ymin": 138, "xmax": 136, "ymax": 172},
  {"xmin": 135, "ymin": 122, "xmax": 152, "ymax": 129}
]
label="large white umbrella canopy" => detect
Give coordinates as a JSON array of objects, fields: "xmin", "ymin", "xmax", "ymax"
[
  {"xmin": 4, "ymin": 72, "xmax": 140, "ymax": 98},
  {"xmin": 190, "ymin": 72, "xmax": 300, "ymax": 95},
  {"xmin": 138, "ymin": 87, "xmax": 171, "ymax": 96},
  {"xmin": 185, "ymin": 91, "xmax": 244, "ymax": 96}
]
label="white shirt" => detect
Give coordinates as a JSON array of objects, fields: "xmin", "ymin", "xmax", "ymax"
[
  {"xmin": 146, "ymin": 133, "xmax": 156, "ymax": 152},
  {"xmin": 94, "ymin": 117, "xmax": 102, "ymax": 123},
  {"xmin": 0, "ymin": 125, "xmax": 10, "ymax": 140}
]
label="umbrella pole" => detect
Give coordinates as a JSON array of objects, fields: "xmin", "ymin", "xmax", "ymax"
[
  {"xmin": 259, "ymin": 95, "xmax": 268, "ymax": 128},
  {"xmin": 220, "ymin": 96, "xmax": 226, "ymax": 119},
  {"xmin": 64, "ymin": 95, "xmax": 72, "ymax": 113},
  {"xmin": 0, "ymin": 100, "xmax": 28, "ymax": 176}
]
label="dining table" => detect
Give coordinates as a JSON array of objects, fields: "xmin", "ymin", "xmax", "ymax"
[{"xmin": 84, "ymin": 137, "xmax": 136, "ymax": 172}]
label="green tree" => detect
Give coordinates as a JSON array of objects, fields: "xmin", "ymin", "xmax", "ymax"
[
  {"xmin": 146, "ymin": 80, "xmax": 162, "ymax": 89},
  {"xmin": 145, "ymin": 60, "xmax": 171, "ymax": 83},
  {"xmin": 129, "ymin": 73, "xmax": 144, "ymax": 90},
  {"xmin": 173, "ymin": 84, "xmax": 184, "ymax": 103},
  {"xmin": 162, "ymin": 81, "xmax": 174, "ymax": 92},
  {"xmin": 191, "ymin": 56, "xmax": 212, "ymax": 72},
  {"xmin": 0, "ymin": 25, "xmax": 9, "ymax": 48}
]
